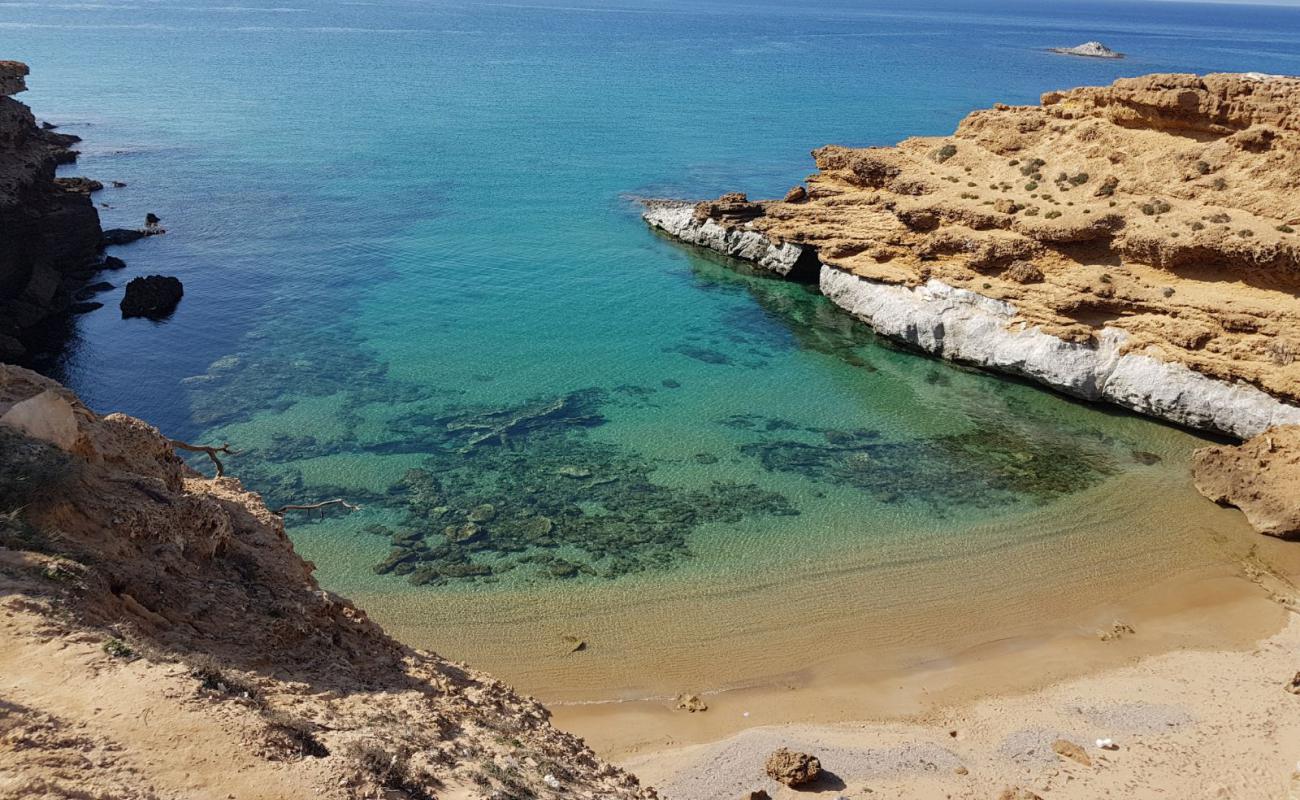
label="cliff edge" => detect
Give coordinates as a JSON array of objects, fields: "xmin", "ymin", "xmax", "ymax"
[
  {"xmin": 0, "ymin": 61, "xmax": 104, "ymax": 363},
  {"xmin": 646, "ymin": 73, "xmax": 1300, "ymax": 440},
  {"xmin": 0, "ymin": 363, "xmax": 653, "ymax": 800}
]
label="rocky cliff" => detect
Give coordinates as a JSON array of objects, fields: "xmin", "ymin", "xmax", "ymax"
[
  {"xmin": 645, "ymin": 73, "xmax": 1300, "ymax": 440},
  {"xmin": 0, "ymin": 61, "xmax": 103, "ymax": 363},
  {"xmin": 0, "ymin": 363, "xmax": 653, "ymax": 799}
]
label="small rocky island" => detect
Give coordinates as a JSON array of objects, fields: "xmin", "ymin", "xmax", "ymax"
[{"xmin": 1051, "ymin": 41, "xmax": 1124, "ymax": 59}]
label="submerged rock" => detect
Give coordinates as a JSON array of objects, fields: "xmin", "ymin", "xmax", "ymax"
[{"xmin": 120, "ymin": 275, "xmax": 183, "ymax": 319}]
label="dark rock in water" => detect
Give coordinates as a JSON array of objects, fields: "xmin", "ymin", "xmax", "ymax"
[
  {"xmin": 110, "ymin": 180, "xmax": 127, "ymax": 188},
  {"xmin": 56, "ymin": 177, "xmax": 103, "ymax": 194},
  {"xmin": 144, "ymin": 212, "xmax": 161, "ymax": 227},
  {"xmin": 467, "ymin": 503, "xmax": 496, "ymax": 523},
  {"xmin": 42, "ymin": 130, "xmax": 80, "ymax": 147},
  {"xmin": 120, "ymin": 275, "xmax": 183, "ymax": 318},
  {"xmin": 101, "ymin": 228, "xmax": 146, "ymax": 247},
  {"xmin": 100, "ymin": 255, "xmax": 126, "ymax": 270},
  {"xmin": 40, "ymin": 120, "xmax": 57, "ymax": 130},
  {"xmin": 74, "ymin": 281, "xmax": 113, "ymax": 301},
  {"xmin": 69, "ymin": 301, "xmax": 102, "ymax": 314},
  {"xmin": 444, "ymin": 522, "xmax": 482, "ymax": 543},
  {"xmin": 661, "ymin": 378, "xmax": 681, "ymax": 389},
  {"xmin": 1131, "ymin": 450, "xmax": 1162, "ymax": 466}
]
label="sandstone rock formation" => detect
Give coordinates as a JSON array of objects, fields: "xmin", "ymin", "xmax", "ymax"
[
  {"xmin": 0, "ymin": 363, "xmax": 654, "ymax": 799},
  {"xmin": 763, "ymin": 747, "xmax": 821, "ymax": 786},
  {"xmin": 120, "ymin": 273, "xmax": 183, "ymax": 318},
  {"xmin": 646, "ymin": 74, "xmax": 1300, "ymax": 439},
  {"xmin": 1193, "ymin": 425, "xmax": 1300, "ymax": 539},
  {"xmin": 0, "ymin": 61, "xmax": 103, "ymax": 362}
]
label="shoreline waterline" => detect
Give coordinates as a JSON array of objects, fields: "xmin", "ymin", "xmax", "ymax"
[{"xmin": 327, "ymin": 461, "xmax": 1296, "ymax": 749}]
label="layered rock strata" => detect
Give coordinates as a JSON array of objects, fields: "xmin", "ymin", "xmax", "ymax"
[
  {"xmin": 0, "ymin": 60, "xmax": 104, "ymax": 362},
  {"xmin": 645, "ymin": 73, "xmax": 1300, "ymax": 440}
]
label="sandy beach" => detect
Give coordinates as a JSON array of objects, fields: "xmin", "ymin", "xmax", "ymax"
[{"xmin": 549, "ymin": 541, "xmax": 1300, "ymax": 798}]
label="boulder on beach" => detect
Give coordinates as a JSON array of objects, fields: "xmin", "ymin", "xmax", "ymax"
[
  {"xmin": 1193, "ymin": 426, "xmax": 1300, "ymax": 539},
  {"xmin": 120, "ymin": 275, "xmax": 183, "ymax": 319},
  {"xmin": 763, "ymin": 747, "xmax": 821, "ymax": 786}
]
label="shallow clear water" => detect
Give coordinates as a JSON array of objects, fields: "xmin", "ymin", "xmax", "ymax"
[{"xmin": 10, "ymin": 0, "xmax": 1300, "ymax": 696}]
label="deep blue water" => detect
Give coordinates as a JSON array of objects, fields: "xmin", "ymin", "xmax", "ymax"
[{"xmin": 6, "ymin": 0, "xmax": 1300, "ymax": 692}]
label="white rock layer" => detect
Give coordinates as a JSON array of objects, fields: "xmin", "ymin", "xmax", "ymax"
[
  {"xmin": 644, "ymin": 205, "xmax": 1300, "ymax": 439},
  {"xmin": 643, "ymin": 201, "xmax": 807, "ymax": 276}
]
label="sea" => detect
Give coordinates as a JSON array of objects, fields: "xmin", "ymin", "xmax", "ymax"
[{"xmin": 7, "ymin": 0, "xmax": 1300, "ymax": 700}]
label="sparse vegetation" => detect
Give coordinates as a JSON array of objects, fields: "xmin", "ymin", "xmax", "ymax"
[
  {"xmin": 1044, "ymin": 210, "xmax": 1062, "ymax": 219},
  {"xmin": 932, "ymin": 143, "xmax": 958, "ymax": 163},
  {"xmin": 1019, "ymin": 157, "xmax": 1046, "ymax": 176},
  {"xmin": 1277, "ymin": 225, "xmax": 1295, "ymax": 234},
  {"xmin": 1141, "ymin": 198, "xmax": 1172, "ymax": 216},
  {"xmin": 345, "ymin": 741, "xmax": 437, "ymax": 800},
  {"xmin": 1212, "ymin": 176, "xmax": 1228, "ymax": 190},
  {"xmin": 102, "ymin": 638, "xmax": 135, "ymax": 659},
  {"xmin": 263, "ymin": 710, "xmax": 330, "ymax": 760},
  {"xmin": 188, "ymin": 654, "xmax": 257, "ymax": 699}
]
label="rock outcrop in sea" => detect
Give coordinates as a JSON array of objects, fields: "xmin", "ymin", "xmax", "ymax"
[
  {"xmin": 647, "ymin": 73, "xmax": 1300, "ymax": 538},
  {"xmin": 1050, "ymin": 41, "xmax": 1124, "ymax": 59},
  {"xmin": 645, "ymin": 74, "xmax": 1300, "ymax": 441},
  {"xmin": 0, "ymin": 61, "xmax": 104, "ymax": 362},
  {"xmin": 0, "ymin": 362, "xmax": 656, "ymax": 799}
]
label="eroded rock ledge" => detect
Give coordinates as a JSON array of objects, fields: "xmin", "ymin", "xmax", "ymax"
[
  {"xmin": 645, "ymin": 73, "xmax": 1300, "ymax": 440},
  {"xmin": 0, "ymin": 60, "xmax": 105, "ymax": 362},
  {"xmin": 1194, "ymin": 425, "xmax": 1300, "ymax": 539}
]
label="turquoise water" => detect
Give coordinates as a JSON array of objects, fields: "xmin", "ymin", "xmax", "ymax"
[{"xmin": 10, "ymin": 0, "xmax": 1300, "ymax": 693}]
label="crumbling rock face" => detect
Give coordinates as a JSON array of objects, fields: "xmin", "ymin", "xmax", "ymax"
[
  {"xmin": 1193, "ymin": 425, "xmax": 1300, "ymax": 539},
  {"xmin": 645, "ymin": 73, "xmax": 1300, "ymax": 435},
  {"xmin": 0, "ymin": 364, "xmax": 655, "ymax": 799},
  {"xmin": 0, "ymin": 60, "xmax": 103, "ymax": 363}
]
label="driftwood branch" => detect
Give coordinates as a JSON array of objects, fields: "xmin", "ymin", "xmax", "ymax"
[
  {"xmin": 169, "ymin": 439, "xmax": 239, "ymax": 477},
  {"xmin": 273, "ymin": 499, "xmax": 362, "ymax": 517}
]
